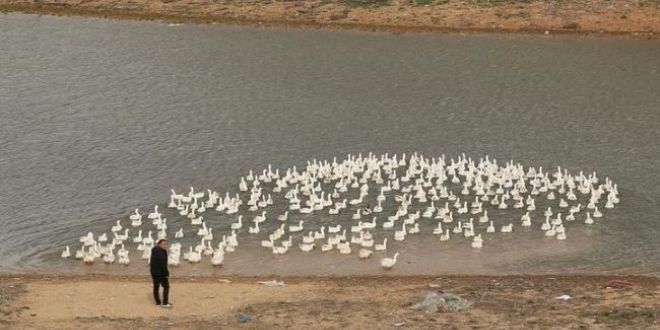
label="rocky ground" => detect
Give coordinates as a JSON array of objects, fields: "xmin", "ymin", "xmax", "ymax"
[
  {"xmin": 1, "ymin": 274, "xmax": 659, "ymax": 329},
  {"xmin": 1, "ymin": 0, "xmax": 659, "ymax": 37}
]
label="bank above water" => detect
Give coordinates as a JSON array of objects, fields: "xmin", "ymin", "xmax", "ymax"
[
  {"xmin": 2, "ymin": 0, "xmax": 659, "ymax": 37},
  {"xmin": 2, "ymin": 274, "xmax": 660, "ymax": 329}
]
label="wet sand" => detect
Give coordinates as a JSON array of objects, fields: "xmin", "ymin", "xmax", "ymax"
[
  {"xmin": 1, "ymin": 274, "xmax": 659, "ymax": 329},
  {"xmin": 1, "ymin": 0, "xmax": 659, "ymax": 37}
]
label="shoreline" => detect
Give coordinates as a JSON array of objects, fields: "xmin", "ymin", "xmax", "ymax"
[
  {"xmin": 2, "ymin": 273, "xmax": 659, "ymax": 329},
  {"xmin": 2, "ymin": 272, "xmax": 659, "ymax": 282},
  {"xmin": 2, "ymin": 1, "xmax": 659, "ymax": 38}
]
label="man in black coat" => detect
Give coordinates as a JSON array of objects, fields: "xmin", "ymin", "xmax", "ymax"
[{"xmin": 150, "ymin": 239, "xmax": 172, "ymax": 308}]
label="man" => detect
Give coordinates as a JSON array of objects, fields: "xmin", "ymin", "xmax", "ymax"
[{"xmin": 150, "ymin": 239, "xmax": 172, "ymax": 308}]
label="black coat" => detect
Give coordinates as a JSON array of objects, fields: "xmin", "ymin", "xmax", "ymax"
[{"xmin": 150, "ymin": 246, "xmax": 169, "ymax": 277}]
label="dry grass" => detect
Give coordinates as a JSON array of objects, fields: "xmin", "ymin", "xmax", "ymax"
[{"xmin": 1, "ymin": 274, "xmax": 660, "ymax": 329}]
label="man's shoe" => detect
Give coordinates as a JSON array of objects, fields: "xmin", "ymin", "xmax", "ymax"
[{"xmin": 161, "ymin": 303, "xmax": 173, "ymax": 308}]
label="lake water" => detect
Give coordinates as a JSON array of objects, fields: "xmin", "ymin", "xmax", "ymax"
[{"xmin": 1, "ymin": 14, "xmax": 659, "ymax": 276}]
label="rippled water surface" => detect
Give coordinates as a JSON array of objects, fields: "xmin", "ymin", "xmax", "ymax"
[{"xmin": 1, "ymin": 14, "xmax": 659, "ymax": 276}]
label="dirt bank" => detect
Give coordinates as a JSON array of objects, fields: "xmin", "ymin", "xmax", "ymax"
[
  {"xmin": 1, "ymin": 274, "xmax": 659, "ymax": 329},
  {"xmin": 1, "ymin": 0, "xmax": 659, "ymax": 37}
]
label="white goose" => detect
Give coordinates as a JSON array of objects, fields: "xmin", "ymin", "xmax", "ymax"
[
  {"xmin": 231, "ymin": 216, "xmax": 243, "ymax": 230},
  {"xmin": 111, "ymin": 220, "xmax": 122, "ymax": 233},
  {"xmin": 486, "ymin": 221, "xmax": 495, "ymax": 233},
  {"xmin": 132, "ymin": 230, "xmax": 143, "ymax": 243},
  {"xmin": 302, "ymin": 232, "xmax": 315, "ymax": 244},
  {"xmin": 277, "ymin": 211, "xmax": 288, "ymax": 222},
  {"xmin": 360, "ymin": 217, "xmax": 377, "ymax": 229},
  {"xmin": 394, "ymin": 223, "xmax": 407, "ymax": 241},
  {"xmin": 289, "ymin": 221, "xmax": 304, "ymax": 233},
  {"xmin": 358, "ymin": 249, "xmax": 373, "ymax": 259},
  {"xmin": 471, "ymin": 234, "xmax": 483, "ymax": 249},
  {"xmin": 585, "ymin": 212, "xmax": 594, "ymax": 225},
  {"xmin": 432, "ymin": 222, "xmax": 443, "ymax": 235},
  {"xmin": 314, "ymin": 227, "xmax": 326, "ymax": 240},
  {"xmin": 248, "ymin": 222, "xmax": 260, "ymax": 234},
  {"xmin": 299, "ymin": 243, "xmax": 315, "ymax": 252},
  {"xmin": 148, "ymin": 205, "xmax": 161, "ymax": 220},
  {"xmin": 375, "ymin": 238, "xmax": 387, "ymax": 251},
  {"xmin": 61, "ymin": 246, "xmax": 71, "ymax": 259},
  {"xmin": 380, "ymin": 252, "xmax": 399, "ymax": 269}
]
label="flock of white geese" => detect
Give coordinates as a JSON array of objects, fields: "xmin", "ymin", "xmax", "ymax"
[{"xmin": 61, "ymin": 153, "xmax": 619, "ymax": 270}]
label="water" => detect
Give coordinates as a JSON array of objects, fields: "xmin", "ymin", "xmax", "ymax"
[{"xmin": 1, "ymin": 14, "xmax": 659, "ymax": 276}]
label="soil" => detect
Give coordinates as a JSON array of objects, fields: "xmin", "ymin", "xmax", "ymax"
[
  {"xmin": 0, "ymin": 0, "xmax": 659, "ymax": 37},
  {"xmin": 1, "ymin": 274, "xmax": 659, "ymax": 329}
]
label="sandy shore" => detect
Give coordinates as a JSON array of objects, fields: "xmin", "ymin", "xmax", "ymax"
[
  {"xmin": 1, "ymin": 0, "xmax": 659, "ymax": 37},
  {"xmin": 1, "ymin": 273, "xmax": 659, "ymax": 329}
]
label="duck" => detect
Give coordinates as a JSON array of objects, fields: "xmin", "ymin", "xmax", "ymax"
[
  {"xmin": 248, "ymin": 210, "xmax": 263, "ymax": 222},
  {"xmin": 197, "ymin": 222, "xmax": 209, "ymax": 237},
  {"xmin": 544, "ymin": 207, "xmax": 553, "ymax": 217},
  {"xmin": 299, "ymin": 243, "xmax": 315, "ymax": 252},
  {"xmin": 360, "ymin": 217, "xmax": 377, "ymax": 229},
  {"xmin": 328, "ymin": 224, "xmax": 341, "ymax": 234},
  {"xmin": 500, "ymin": 223, "xmax": 513, "ymax": 233},
  {"xmin": 545, "ymin": 225, "xmax": 557, "ymax": 237},
  {"xmin": 83, "ymin": 248, "xmax": 96, "ymax": 264},
  {"xmin": 585, "ymin": 212, "xmax": 594, "ymax": 225},
  {"xmin": 289, "ymin": 221, "xmax": 304, "ymax": 233},
  {"xmin": 110, "ymin": 220, "xmax": 122, "ymax": 233},
  {"xmin": 277, "ymin": 211, "xmax": 288, "ymax": 222},
  {"xmin": 541, "ymin": 216, "xmax": 551, "ymax": 231},
  {"xmin": 261, "ymin": 237, "xmax": 275, "ymax": 248},
  {"xmin": 452, "ymin": 221, "xmax": 463, "ymax": 234},
  {"xmin": 471, "ymin": 234, "xmax": 483, "ymax": 249},
  {"xmin": 486, "ymin": 221, "xmax": 495, "ymax": 233},
  {"xmin": 248, "ymin": 222, "xmax": 260, "ymax": 234},
  {"xmin": 359, "ymin": 249, "xmax": 373, "ymax": 259},
  {"xmin": 117, "ymin": 244, "xmax": 128, "ymax": 258},
  {"xmin": 314, "ymin": 227, "xmax": 326, "ymax": 240},
  {"xmin": 321, "ymin": 241, "xmax": 334, "ymax": 252},
  {"xmin": 187, "ymin": 250, "xmax": 202, "ymax": 263},
  {"xmin": 593, "ymin": 207, "xmax": 603, "ymax": 218},
  {"xmin": 302, "ymin": 232, "xmax": 316, "ymax": 244},
  {"xmin": 338, "ymin": 243, "xmax": 352, "ymax": 255},
  {"xmin": 380, "ymin": 252, "xmax": 399, "ymax": 269},
  {"xmin": 394, "ymin": 223, "xmax": 407, "ymax": 241},
  {"xmin": 204, "ymin": 227, "xmax": 214, "ymax": 241},
  {"xmin": 97, "ymin": 233, "xmax": 108, "ymax": 243},
  {"xmin": 148, "ymin": 205, "xmax": 161, "ymax": 220},
  {"xmin": 556, "ymin": 230, "xmax": 567, "ymax": 240},
  {"xmin": 191, "ymin": 216, "xmax": 203, "ymax": 226},
  {"xmin": 374, "ymin": 238, "xmax": 387, "ymax": 251},
  {"xmin": 131, "ymin": 215, "xmax": 142, "ymax": 227},
  {"xmin": 282, "ymin": 236, "xmax": 293, "ymax": 248},
  {"xmin": 132, "ymin": 230, "xmax": 143, "ymax": 243},
  {"xmin": 61, "ymin": 246, "xmax": 71, "ymax": 259},
  {"xmin": 118, "ymin": 254, "xmax": 130, "ymax": 266},
  {"xmin": 432, "ymin": 223, "xmax": 444, "ymax": 235},
  {"xmin": 231, "ymin": 216, "xmax": 243, "ymax": 230},
  {"xmin": 211, "ymin": 250, "xmax": 224, "ymax": 266},
  {"xmin": 74, "ymin": 245, "xmax": 85, "ymax": 259}
]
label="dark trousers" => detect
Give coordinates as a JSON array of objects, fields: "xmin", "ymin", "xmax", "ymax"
[{"xmin": 152, "ymin": 276, "xmax": 170, "ymax": 305}]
